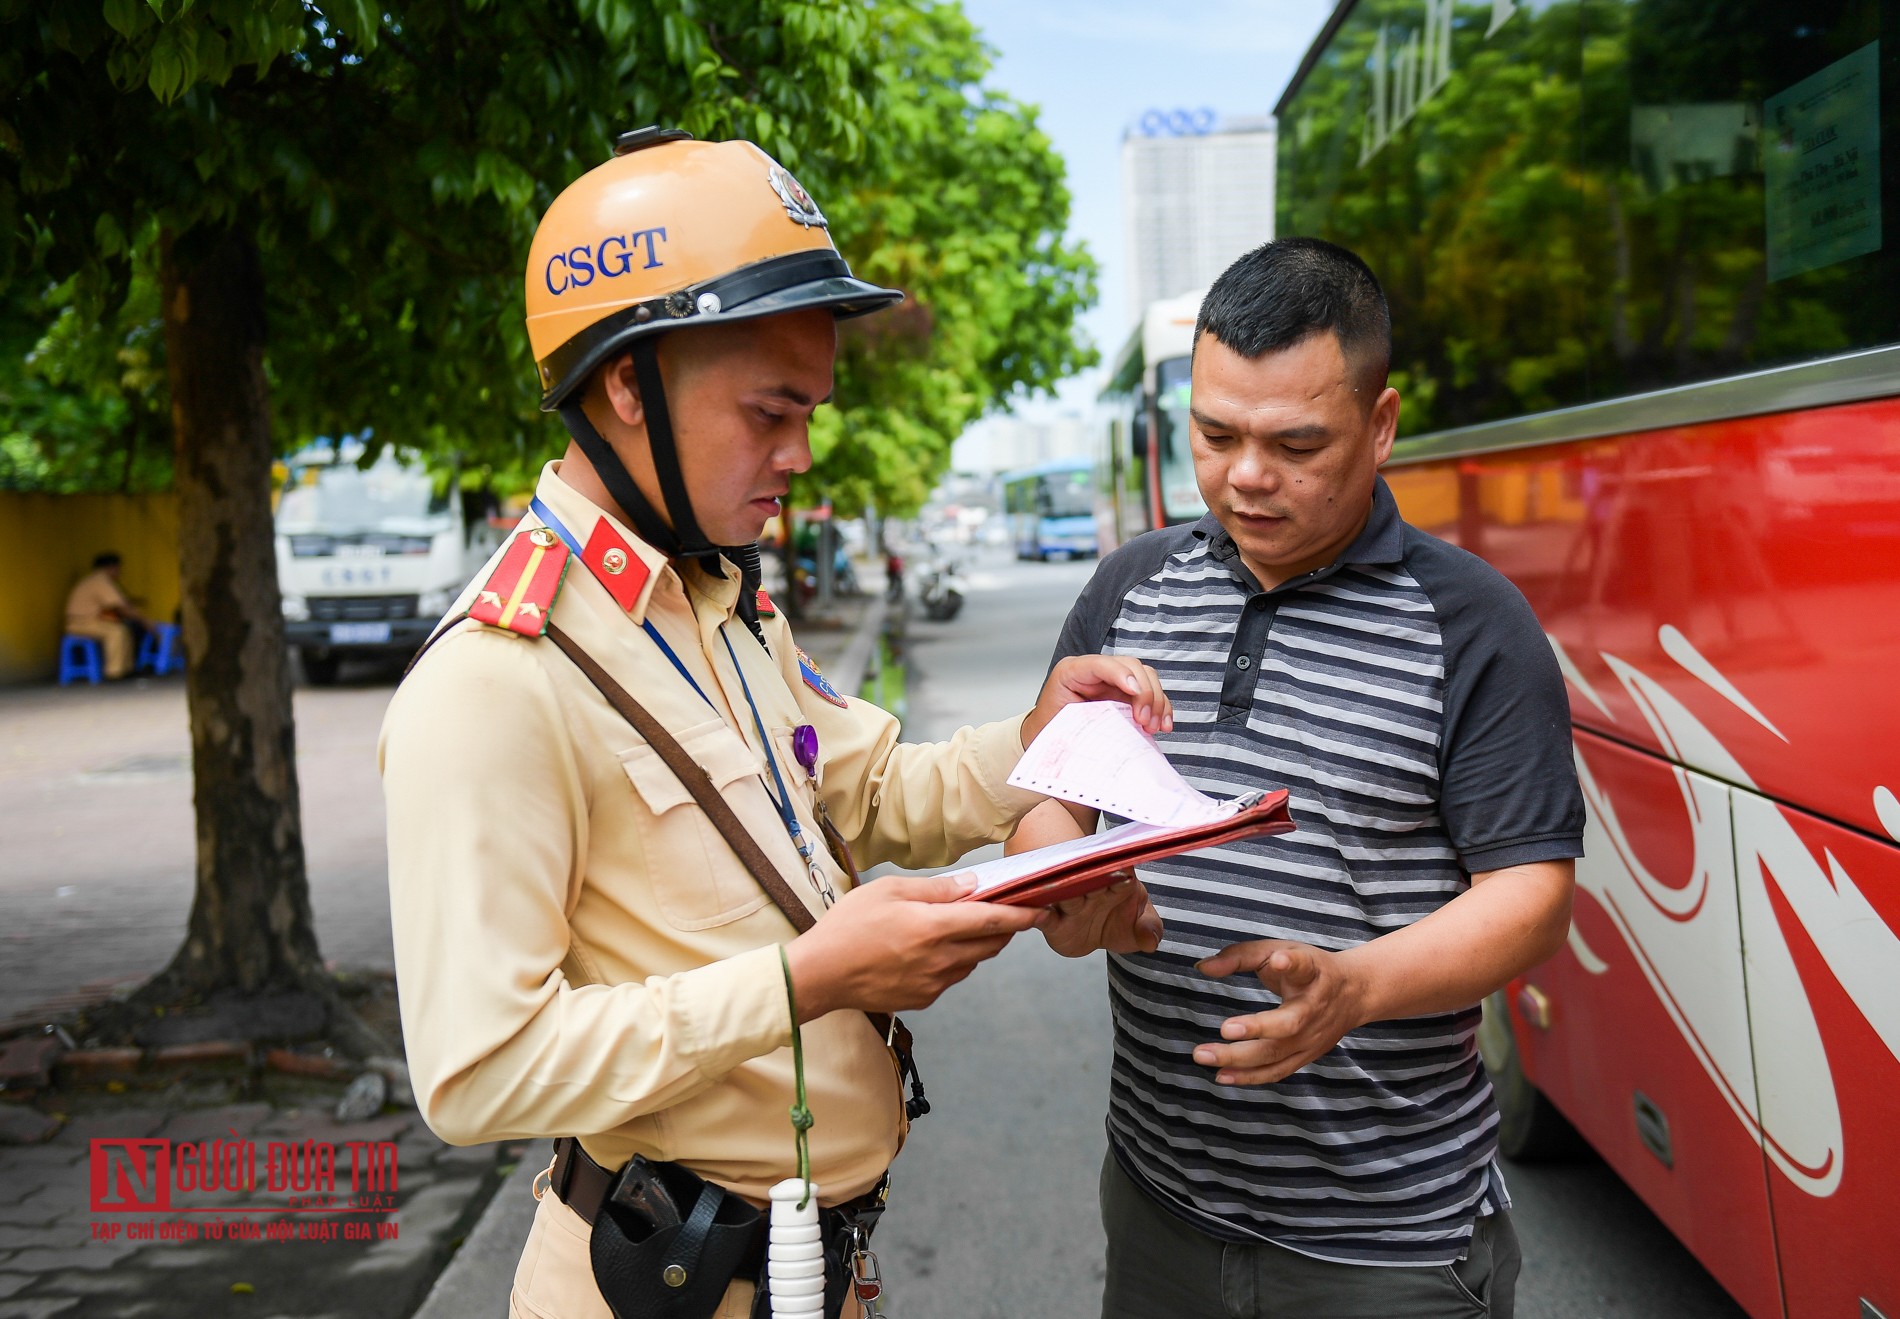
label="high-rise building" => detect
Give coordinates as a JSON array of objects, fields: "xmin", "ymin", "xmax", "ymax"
[{"xmin": 1121, "ymin": 114, "xmax": 1277, "ymax": 325}]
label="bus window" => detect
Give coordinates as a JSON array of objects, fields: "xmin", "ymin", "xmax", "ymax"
[
  {"xmin": 1154, "ymin": 358, "xmax": 1207, "ymax": 522},
  {"xmin": 1276, "ymin": 0, "xmax": 1900, "ymax": 434}
]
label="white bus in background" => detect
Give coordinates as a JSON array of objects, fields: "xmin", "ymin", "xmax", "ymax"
[
  {"xmin": 274, "ymin": 438, "xmax": 503, "ymax": 684},
  {"xmin": 1095, "ymin": 289, "xmax": 1207, "ymax": 553}
]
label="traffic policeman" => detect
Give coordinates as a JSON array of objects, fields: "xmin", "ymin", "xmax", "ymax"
[{"xmin": 379, "ymin": 130, "xmax": 1171, "ymax": 1319}]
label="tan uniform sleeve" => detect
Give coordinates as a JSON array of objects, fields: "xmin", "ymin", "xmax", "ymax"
[
  {"xmin": 765, "ymin": 615, "xmax": 1044, "ymax": 872},
  {"xmin": 379, "ymin": 629, "xmax": 792, "ymax": 1146}
]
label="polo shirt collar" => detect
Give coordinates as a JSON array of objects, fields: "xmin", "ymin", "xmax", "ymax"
[{"xmin": 1194, "ymin": 475, "xmax": 1405, "ymax": 590}]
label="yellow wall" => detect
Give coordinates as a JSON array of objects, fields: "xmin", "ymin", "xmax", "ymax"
[{"xmin": 0, "ymin": 492, "xmax": 181, "ymax": 684}]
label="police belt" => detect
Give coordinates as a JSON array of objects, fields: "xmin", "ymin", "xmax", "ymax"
[{"xmin": 547, "ymin": 1136, "xmax": 890, "ymax": 1276}]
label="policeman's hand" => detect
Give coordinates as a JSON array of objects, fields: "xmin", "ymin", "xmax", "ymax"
[
  {"xmin": 1022, "ymin": 656, "xmax": 1173, "ymax": 744},
  {"xmin": 785, "ymin": 874, "xmax": 1047, "ymax": 1022},
  {"xmin": 1040, "ymin": 875, "xmax": 1164, "ymax": 958},
  {"xmin": 1189, "ymin": 940, "xmax": 1369, "ymax": 1086}
]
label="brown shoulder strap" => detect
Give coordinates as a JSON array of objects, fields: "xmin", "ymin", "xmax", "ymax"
[
  {"xmin": 407, "ymin": 614, "xmax": 922, "ymax": 1113},
  {"xmin": 545, "ymin": 622, "xmax": 819, "ymax": 935}
]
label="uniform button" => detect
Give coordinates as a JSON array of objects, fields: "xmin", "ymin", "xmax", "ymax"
[
  {"xmin": 1235, "ymin": 654, "xmax": 1253, "ymax": 670},
  {"xmin": 528, "ymin": 527, "xmax": 559, "ymax": 548}
]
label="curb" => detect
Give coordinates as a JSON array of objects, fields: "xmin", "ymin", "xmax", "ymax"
[
  {"xmin": 410, "ymin": 1150, "xmax": 545, "ymax": 1319},
  {"xmin": 829, "ymin": 594, "xmax": 890, "ymax": 700}
]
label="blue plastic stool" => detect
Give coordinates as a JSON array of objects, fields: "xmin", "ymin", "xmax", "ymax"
[
  {"xmin": 138, "ymin": 623, "xmax": 183, "ymax": 675},
  {"xmin": 58, "ymin": 635, "xmax": 103, "ymax": 686}
]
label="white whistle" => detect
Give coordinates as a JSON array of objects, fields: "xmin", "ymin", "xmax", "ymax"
[{"xmin": 767, "ymin": 1178, "xmax": 825, "ymax": 1318}]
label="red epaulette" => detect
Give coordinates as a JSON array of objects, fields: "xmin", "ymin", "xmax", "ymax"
[
  {"xmin": 469, "ymin": 527, "xmax": 571, "ymax": 637},
  {"xmin": 756, "ymin": 588, "xmax": 777, "ymax": 618}
]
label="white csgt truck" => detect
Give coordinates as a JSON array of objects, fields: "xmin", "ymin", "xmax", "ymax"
[{"xmin": 274, "ymin": 440, "xmax": 503, "ymax": 684}]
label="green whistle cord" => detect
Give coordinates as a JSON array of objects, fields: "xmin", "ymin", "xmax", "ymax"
[{"xmin": 779, "ymin": 945, "xmax": 815, "ymax": 1210}]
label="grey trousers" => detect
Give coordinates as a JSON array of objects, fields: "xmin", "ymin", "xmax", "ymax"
[{"xmin": 1099, "ymin": 1152, "xmax": 1521, "ymax": 1319}]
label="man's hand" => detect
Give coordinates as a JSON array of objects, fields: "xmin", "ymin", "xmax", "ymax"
[
  {"xmin": 1040, "ymin": 875, "xmax": 1163, "ymax": 958},
  {"xmin": 1022, "ymin": 656, "xmax": 1173, "ymax": 745},
  {"xmin": 1191, "ymin": 940, "xmax": 1369, "ymax": 1086},
  {"xmin": 785, "ymin": 873, "xmax": 1047, "ymax": 1022}
]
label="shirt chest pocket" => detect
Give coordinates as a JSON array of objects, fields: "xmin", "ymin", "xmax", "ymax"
[{"xmin": 617, "ymin": 718, "xmax": 774, "ymax": 930}]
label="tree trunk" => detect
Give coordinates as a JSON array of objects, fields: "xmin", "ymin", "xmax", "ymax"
[{"xmin": 153, "ymin": 223, "xmax": 327, "ymax": 1006}]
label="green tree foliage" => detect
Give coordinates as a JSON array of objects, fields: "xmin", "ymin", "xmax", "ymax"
[
  {"xmin": 810, "ymin": 2, "xmax": 1096, "ymax": 517},
  {"xmin": 0, "ymin": 0, "xmax": 1092, "ymax": 1025},
  {"xmin": 2, "ymin": 0, "xmax": 1092, "ymax": 507}
]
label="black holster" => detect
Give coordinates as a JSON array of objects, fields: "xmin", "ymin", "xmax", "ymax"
[{"xmin": 588, "ymin": 1157, "xmax": 763, "ymax": 1319}]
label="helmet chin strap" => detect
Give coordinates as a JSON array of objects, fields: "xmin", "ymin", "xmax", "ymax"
[{"xmin": 556, "ymin": 337, "xmax": 767, "ymax": 645}]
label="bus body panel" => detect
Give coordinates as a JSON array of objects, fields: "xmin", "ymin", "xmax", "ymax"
[
  {"xmin": 1741, "ymin": 801, "xmax": 1900, "ymax": 1319},
  {"xmin": 1390, "ymin": 402, "xmax": 1900, "ymax": 1319},
  {"xmin": 1517, "ymin": 730, "xmax": 1784, "ymax": 1319}
]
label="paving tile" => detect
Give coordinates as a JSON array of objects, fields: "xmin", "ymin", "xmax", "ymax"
[
  {"xmin": 0, "ymin": 1277, "xmax": 27, "ymax": 1302},
  {"xmin": 0, "ymin": 1110, "xmax": 60, "ymax": 1148},
  {"xmin": 56, "ymin": 1109, "xmax": 166, "ymax": 1143},
  {"xmin": 156, "ymin": 1103, "xmax": 272, "ymax": 1143},
  {"xmin": 4, "ymin": 1240, "xmax": 143, "ymax": 1273},
  {"xmin": 0, "ymin": 1300, "xmax": 79, "ymax": 1319},
  {"xmin": 0, "ymin": 1228, "xmax": 87, "ymax": 1253}
]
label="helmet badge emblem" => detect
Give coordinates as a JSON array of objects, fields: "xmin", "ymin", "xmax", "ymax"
[{"xmin": 768, "ymin": 165, "xmax": 828, "ymax": 229}]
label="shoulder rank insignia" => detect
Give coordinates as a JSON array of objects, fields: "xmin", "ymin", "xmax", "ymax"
[
  {"xmin": 797, "ymin": 646, "xmax": 848, "ymax": 708},
  {"xmin": 470, "ymin": 526, "xmax": 571, "ymax": 637},
  {"xmin": 755, "ymin": 588, "xmax": 777, "ymax": 618}
]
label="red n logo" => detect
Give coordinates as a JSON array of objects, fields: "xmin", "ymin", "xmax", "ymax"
[{"xmin": 90, "ymin": 1140, "xmax": 170, "ymax": 1211}]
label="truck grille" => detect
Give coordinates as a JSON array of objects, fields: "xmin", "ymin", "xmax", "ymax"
[{"xmin": 307, "ymin": 595, "xmax": 420, "ymax": 622}]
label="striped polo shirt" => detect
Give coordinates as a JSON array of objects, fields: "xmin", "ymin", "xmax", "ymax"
[{"xmin": 1050, "ymin": 476, "xmax": 1584, "ymax": 1267}]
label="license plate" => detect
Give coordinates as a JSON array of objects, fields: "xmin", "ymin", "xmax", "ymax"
[{"xmin": 329, "ymin": 622, "xmax": 391, "ymax": 645}]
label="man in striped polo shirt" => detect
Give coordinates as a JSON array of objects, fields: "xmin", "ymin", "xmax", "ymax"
[{"xmin": 1017, "ymin": 239, "xmax": 1583, "ymax": 1318}]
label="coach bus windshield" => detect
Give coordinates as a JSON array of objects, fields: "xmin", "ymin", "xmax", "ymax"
[{"xmin": 1153, "ymin": 357, "xmax": 1206, "ymax": 522}]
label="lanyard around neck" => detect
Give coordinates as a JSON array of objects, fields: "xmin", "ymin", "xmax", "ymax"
[{"xmin": 528, "ymin": 495, "xmax": 816, "ymax": 873}]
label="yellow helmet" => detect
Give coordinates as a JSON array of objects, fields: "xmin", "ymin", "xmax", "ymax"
[{"xmin": 526, "ymin": 128, "xmax": 902, "ymax": 410}]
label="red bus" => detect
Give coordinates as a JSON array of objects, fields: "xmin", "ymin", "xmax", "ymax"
[
  {"xmin": 1278, "ymin": 3, "xmax": 1900, "ymax": 1317},
  {"xmin": 1094, "ymin": 290, "xmax": 1207, "ymax": 552}
]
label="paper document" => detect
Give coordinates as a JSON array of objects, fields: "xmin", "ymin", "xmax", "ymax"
[
  {"xmin": 959, "ymin": 819, "xmax": 1172, "ymax": 894},
  {"xmin": 1007, "ymin": 701, "xmax": 1236, "ymax": 827}
]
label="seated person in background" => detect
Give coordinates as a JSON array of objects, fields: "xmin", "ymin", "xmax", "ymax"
[{"xmin": 64, "ymin": 551, "xmax": 148, "ymax": 679}]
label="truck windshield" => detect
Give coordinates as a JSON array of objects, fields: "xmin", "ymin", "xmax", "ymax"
[{"xmin": 277, "ymin": 456, "xmax": 450, "ymax": 534}]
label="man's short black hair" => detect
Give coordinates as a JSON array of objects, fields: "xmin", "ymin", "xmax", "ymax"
[
  {"xmin": 92, "ymin": 551, "xmax": 122, "ymax": 570},
  {"xmin": 1194, "ymin": 237, "xmax": 1392, "ymax": 396}
]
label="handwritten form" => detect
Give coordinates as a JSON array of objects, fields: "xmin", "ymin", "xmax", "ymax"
[{"xmin": 957, "ymin": 702, "xmax": 1248, "ymax": 896}]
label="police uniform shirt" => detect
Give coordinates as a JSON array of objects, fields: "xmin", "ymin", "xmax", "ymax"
[
  {"xmin": 379, "ymin": 461, "xmax": 1043, "ymax": 1207},
  {"xmin": 65, "ymin": 567, "xmax": 130, "ymax": 626}
]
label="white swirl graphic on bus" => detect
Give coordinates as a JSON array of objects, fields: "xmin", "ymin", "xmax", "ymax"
[{"xmin": 1555, "ymin": 627, "xmax": 1900, "ymax": 1199}]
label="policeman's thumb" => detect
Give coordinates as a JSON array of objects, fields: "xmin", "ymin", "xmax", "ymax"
[{"xmin": 907, "ymin": 872, "xmax": 978, "ymax": 903}]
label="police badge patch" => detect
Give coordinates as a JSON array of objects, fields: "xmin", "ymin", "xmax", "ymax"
[
  {"xmin": 796, "ymin": 646, "xmax": 848, "ymax": 707},
  {"xmin": 768, "ymin": 164, "xmax": 828, "ymax": 229}
]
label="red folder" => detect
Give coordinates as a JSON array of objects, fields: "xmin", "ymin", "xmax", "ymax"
[{"xmin": 961, "ymin": 789, "xmax": 1294, "ymax": 908}]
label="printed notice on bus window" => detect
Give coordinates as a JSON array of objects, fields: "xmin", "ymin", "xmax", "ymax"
[{"xmin": 1764, "ymin": 42, "xmax": 1882, "ymax": 281}]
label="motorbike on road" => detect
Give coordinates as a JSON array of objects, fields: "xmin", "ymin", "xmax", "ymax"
[{"xmin": 917, "ymin": 556, "xmax": 966, "ymax": 621}]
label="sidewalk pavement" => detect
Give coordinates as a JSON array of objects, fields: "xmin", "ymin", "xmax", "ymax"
[{"xmin": 0, "ymin": 1093, "xmax": 530, "ymax": 1319}]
